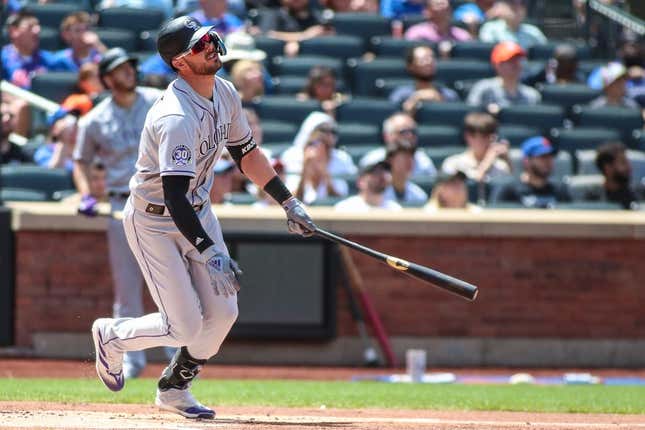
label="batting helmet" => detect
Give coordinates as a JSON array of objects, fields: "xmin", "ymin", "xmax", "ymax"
[
  {"xmin": 157, "ymin": 16, "xmax": 226, "ymax": 69},
  {"xmin": 98, "ymin": 47, "xmax": 138, "ymax": 86}
]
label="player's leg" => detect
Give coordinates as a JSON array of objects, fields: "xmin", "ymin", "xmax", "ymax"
[{"xmin": 107, "ymin": 196, "xmax": 146, "ymax": 379}]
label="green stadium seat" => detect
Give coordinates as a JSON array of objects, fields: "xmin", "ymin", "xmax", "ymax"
[
  {"xmin": 332, "ymin": 13, "xmax": 391, "ymax": 43},
  {"xmin": 340, "ymin": 144, "xmax": 380, "ymax": 165},
  {"xmin": 401, "ymin": 15, "xmax": 425, "ymax": 31},
  {"xmin": 336, "ymin": 97, "xmax": 398, "ymax": 126},
  {"xmin": 98, "ymin": 7, "xmax": 165, "ymax": 34},
  {"xmin": 347, "ymin": 58, "xmax": 407, "ymax": 96},
  {"xmin": 271, "ymin": 56, "xmax": 345, "ymax": 79},
  {"xmin": 557, "ymin": 201, "xmax": 624, "ymax": 210},
  {"xmin": 573, "ymin": 106, "xmax": 644, "ymax": 146},
  {"xmin": 252, "ymin": 97, "xmax": 320, "ymax": 124},
  {"xmin": 261, "ymin": 142, "xmax": 292, "ymax": 157},
  {"xmin": 424, "ymin": 145, "xmax": 465, "ymax": 167},
  {"xmin": 451, "ymin": 41, "xmax": 496, "ymax": 61},
  {"xmin": 562, "ymin": 174, "xmax": 605, "ymax": 202},
  {"xmin": 415, "ymin": 102, "xmax": 476, "ymax": 127},
  {"xmin": 528, "ymin": 41, "xmax": 592, "ymax": 61},
  {"xmin": 299, "ymin": 35, "xmax": 364, "ymax": 59},
  {"xmin": 272, "ymin": 75, "xmax": 307, "ymax": 95},
  {"xmin": 369, "ymin": 36, "xmax": 434, "ymax": 57},
  {"xmin": 498, "ymin": 125, "xmax": 542, "ymax": 148},
  {"xmin": 435, "ymin": 60, "xmax": 494, "ymax": 86},
  {"xmin": 452, "ymin": 79, "xmax": 478, "ymax": 99},
  {"xmin": 0, "ymin": 165, "xmax": 74, "ymax": 201},
  {"xmin": 96, "ymin": 28, "xmax": 138, "ymax": 52},
  {"xmin": 374, "ymin": 77, "xmax": 415, "ymax": 98},
  {"xmin": 551, "ymin": 127, "xmax": 621, "ymax": 153},
  {"xmin": 538, "ymin": 83, "xmax": 601, "ymax": 112},
  {"xmin": 29, "ymin": 3, "xmax": 83, "ymax": 28},
  {"xmin": 31, "ymin": 72, "xmax": 78, "ymax": 103},
  {"xmin": 260, "ymin": 120, "xmax": 298, "ymax": 145},
  {"xmin": 253, "ymin": 36, "xmax": 286, "ymax": 59},
  {"xmin": 337, "ymin": 122, "xmax": 380, "ymax": 146},
  {"xmin": 417, "ymin": 125, "xmax": 462, "ymax": 147},
  {"xmin": 309, "ymin": 196, "xmax": 346, "ymax": 207},
  {"xmin": 38, "ymin": 27, "xmax": 63, "ymax": 51},
  {"xmin": 498, "ymin": 104, "xmax": 565, "ymax": 134},
  {"xmin": 0, "ymin": 187, "xmax": 49, "ymax": 202},
  {"xmin": 226, "ymin": 192, "xmax": 258, "ymax": 205}
]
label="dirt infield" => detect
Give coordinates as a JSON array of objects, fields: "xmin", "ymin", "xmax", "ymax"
[{"xmin": 2, "ymin": 359, "xmax": 645, "ymax": 429}]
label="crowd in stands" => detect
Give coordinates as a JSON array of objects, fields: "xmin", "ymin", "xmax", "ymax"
[{"xmin": 1, "ymin": 0, "xmax": 644, "ymax": 211}]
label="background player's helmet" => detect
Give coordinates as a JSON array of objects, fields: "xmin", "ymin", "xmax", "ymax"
[
  {"xmin": 157, "ymin": 16, "xmax": 226, "ymax": 70},
  {"xmin": 98, "ymin": 47, "xmax": 138, "ymax": 86}
]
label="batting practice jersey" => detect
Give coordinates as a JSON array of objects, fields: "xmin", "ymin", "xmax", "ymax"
[
  {"xmin": 74, "ymin": 87, "xmax": 162, "ymax": 193},
  {"xmin": 130, "ymin": 76, "xmax": 252, "ymax": 206}
]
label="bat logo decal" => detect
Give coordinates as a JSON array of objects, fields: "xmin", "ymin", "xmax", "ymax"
[{"xmin": 386, "ymin": 257, "xmax": 409, "ymax": 271}]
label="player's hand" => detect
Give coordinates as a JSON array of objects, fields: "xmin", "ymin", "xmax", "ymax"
[
  {"xmin": 202, "ymin": 246, "xmax": 241, "ymax": 297},
  {"xmin": 78, "ymin": 194, "xmax": 98, "ymax": 217},
  {"xmin": 282, "ymin": 197, "xmax": 316, "ymax": 237}
]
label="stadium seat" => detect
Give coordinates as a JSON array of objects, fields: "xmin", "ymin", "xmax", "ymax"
[
  {"xmin": 227, "ymin": 192, "xmax": 258, "ymax": 205},
  {"xmin": 96, "ymin": 28, "xmax": 138, "ymax": 52},
  {"xmin": 347, "ymin": 58, "xmax": 408, "ymax": 96},
  {"xmin": 509, "ymin": 148, "xmax": 573, "ymax": 180},
  {"xmin": 336, "ymin": 97, "xmax": 398, "ymax": 126},
  {"xmin": 451, "ymin": 41, "xmax": 496, "ymax": 61},
  {"xmin": 498, "ymin": 125, "xmax": 542, "ymax": 148},
  {"xmin": 260, "ymin": 120, "xmax": 298, "ymax": 145},
  {"xmin": 369, "ymin": 36, "xmax": 434, "ymax": 58},
  {"xmin": 340, "ymin": 144, "xmax": 381, "ymax": 165},
  {"xmin": 299, "ymin": 35, "xmax": 364, "ymax": 60},
  {"xmin": 415, "ymin": 102, "xmax": 476, "ymax": 127},
  {"xmin": 38, "ymin": 26, "xmax": 63, "ymax": 51},
  {"xmin": 374, "ymin": 77, "xmax": 415, "ymax": 98},
  {"xmin": 551, "ymin": 127, "xmax": 621, "ymax": 153},
  {"xmin": 271, "ymin": 56, "xmax": 345, "ymax": 79},
  {"xmin": 0, "ymin": 187, "xmax": 49, "ymax": 202},
  {"xmin": 401, "ymin": 15, "xmax": 425, "ymax": 31},
  {"xmin": 332, "ymin": 13, "xmax": 391, "ymax": 43},
  {"xmin": 573, "ymin": 106, "xmax": 644, "ymax": 146},
  {"xmin": 98, "ymin": 7, "xmax": 165, "ymax": 34},
  {"xmin": 435, "ymin": 60, "xmax": 494, "ymax": 86},
  {"xmin": 272, "ymin": 75, "xmax": 307, "ymax": 95},
  {"xmin": 528, "ymin": 41, "xmax": 592, "ymax": 61},
  {"xmin": 253, "ymin": 36, "xmax": 286, "ymax": 59},
  {"xmin": 538, "ymin": 83, "xmax": 601, "ymax": 112},
  {"xmin": 417, "ymin": 125, "xmax": 462, "ymax": 147},
  {"xmin": 424, "ymin": 145, "xmax": 464, "ymax": 167},
  {"xmin": 576, "ymin": 149, "xmax": 645, "ymax": 179},
  {"xmin": 337, "ymin": 123, "xmax": 381, "ymax": 146},
  {"xmin": 252, "ymin": 96, "xmax": 320, "ymax": 124},
  {"xmin": 309, "ymin": 196, "xmax": 346, "ymax": 206},
  {"xmin": 28, "ymin": 3, "xmax": 82, "ymax": 28},
  {"xmin": 31, "ymin": 72, "xmax": 78, "ymax": 103},
  {"xmin": 452, "ymin": 79, "xmax": 478, "ymax": 99},
  {"xmin": 562, "ymin": 174, "xmax": 604, "ymax": 202},
  {"xmin": 0, "ymin": 165, "xmax": 74, "ymax": 201},
  {"xmin": 498, "ymin": 104, "xmax": 565, "ymax": 134}
]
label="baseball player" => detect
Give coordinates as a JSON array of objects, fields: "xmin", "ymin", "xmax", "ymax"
[
  {"xmin": 90, "ymin": 16, "xmax": 316, "ymax": 419},
  {"xmin": 73, "ymin": 47, "xmax": 162, "ymax": 379}
]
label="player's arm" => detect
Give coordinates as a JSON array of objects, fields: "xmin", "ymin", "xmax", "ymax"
[{"xmin": 73, "ymin": 160, "xmax": 91, "ymax": 196}]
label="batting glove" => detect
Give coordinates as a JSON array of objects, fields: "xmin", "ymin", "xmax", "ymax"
[
  {"xmin": 202, "ymin": 246, "xmax": 242, "ymax": 297},
  {"xmin": 78, "ymin": 194, "xmax": 98, "ymax": 217},
  {"xmin": 282, "ymin": 197, "xmax": 316, "ymax": 237}
]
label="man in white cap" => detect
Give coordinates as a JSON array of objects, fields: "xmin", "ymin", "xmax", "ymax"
[{"xmin": 588, "ymin": 62, "xmax": 640, "ymax": 109}]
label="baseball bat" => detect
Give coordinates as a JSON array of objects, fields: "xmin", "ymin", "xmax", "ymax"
[{"xmin": 314, "ymin": 227, "xmax": 478, "ymax": 301}]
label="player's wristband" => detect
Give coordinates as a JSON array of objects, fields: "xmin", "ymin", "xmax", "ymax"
[{"xmin": 263, "ymin": 175, "xmax": 293, "ymax": 205}]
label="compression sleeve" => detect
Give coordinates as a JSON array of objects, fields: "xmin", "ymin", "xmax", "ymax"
[{"xmin": 162, "ymin": 175, "xmax": 214, "ymax": 253}]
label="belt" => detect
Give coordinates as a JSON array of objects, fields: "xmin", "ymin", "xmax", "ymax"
[
  {"xmin": 131, "ymin": 194, "xmax": 206, "ymax": 216},
  {"xmin": 108, "ymin": 191, "xmax": 130, "ymax": 199}
]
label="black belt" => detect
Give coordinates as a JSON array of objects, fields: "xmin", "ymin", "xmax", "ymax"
[
  {"xmin": 108, "ymin": 191, "xmax": 130, "ymax": 199},
  {"xmin": 144, "ymin": 201, "xmax": 206, "ymax": 216}
]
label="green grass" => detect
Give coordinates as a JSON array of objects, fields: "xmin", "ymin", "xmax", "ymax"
[{"xmin": 1, "ymin": 378, "xmax": 645, "ymax": 414}]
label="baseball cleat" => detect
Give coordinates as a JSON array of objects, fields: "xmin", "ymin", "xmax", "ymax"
[
  {"xmin": 91, "ymin": 318, "xmax": 125, "ymax": 392},
  {"xmin": 155, "ymin": 388, "xmax": 215, "ymax": 419}
]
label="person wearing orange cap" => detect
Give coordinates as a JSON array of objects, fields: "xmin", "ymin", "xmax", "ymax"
[
  {"xmin": 478, "ymin": 0, "xmax": 546, "ymax": 50},
  {"xmin": 466, "ymin": 40, "xmax": 540, "ymax": 112}
]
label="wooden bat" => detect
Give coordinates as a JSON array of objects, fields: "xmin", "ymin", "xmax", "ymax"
[{"xmin": 314, "ymin": 227, "xmax": 478, "ymax": 301}]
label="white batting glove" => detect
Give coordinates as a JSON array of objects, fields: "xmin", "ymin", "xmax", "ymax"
[
  {"xmin": 282, "ymin": 197, "xmax": 316, "ymax": 237},
  {"xmin": 202, "ymin": 246, "xmax": 242, "ymax": 297}
]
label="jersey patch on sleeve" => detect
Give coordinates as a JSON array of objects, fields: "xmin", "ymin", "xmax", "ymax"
[{"xmin": 171, "ymin": 145, "xmax": 192, "ymax": 167}]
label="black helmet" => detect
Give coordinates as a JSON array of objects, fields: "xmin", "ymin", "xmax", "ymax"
[
  {"xmin": 157, "ymin": 16, "xmax": 226, "ymax": 69},
  {"xmin": 98, "ymin": 47, "xmax": 138, "ymax": 85}
]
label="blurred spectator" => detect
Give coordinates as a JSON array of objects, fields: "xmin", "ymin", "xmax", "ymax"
[
  {"xmin": 62, "ymin": 161, "xmax": 107, "ymax": 204},
  {"xmin": 281, "ymin": 111, "xmax": 357, "ymax": 176},
  {"xmin": 441, "ymin": 111, "xmax": 512, "ymax": 182},
  {"xmin": 0, "ymin": 101, "xmax": 30, "ymax": 165},
  {"xmin": 209, "ymin": 158, "xmax": 236, "ymax": 204},
  {"xmin": 287, "ymin": 127, "xmax": 349, "ymax": 204},
  {"xmin": 177, "ymin": 0, "xmax": 246, "ymax": 20},
  {"xmin": 96, "ymin": 0, "xmax": 174, "ymax": 19},
  {"xmin": 74, "ymin": 62, "xmax": 106, "ymax": 102},
  {"xmin": 320, "ymin": 0, "xmax": 378, "ymax": 13},
  {"xmin": 188, "ymin": 0, "xmax": 244, "ymax": 36},
  {"xmin": 490, "ymin": 136, "xmax": 571, "ymax": 208},
  {"xmin": 297, "ymin": 65, "xmax": 348, "ymax": 117},
  {"xmin": 478, "ymin": 0, "xmax": 547, "ymax": 50},
  {"xmin": 424, "ymin": 170, "xmax": 481, "ymax": 211},
  {"xmin": 585, "ymin": 141, "xmax": 642, "ymax": 210},
  {"xmin": 588, "ymin": 62, "xmax": 640, "ymax": 109},
  {"xmin": 1, "ymin": 10, "xmax": 61, "ymax": 89},
  {"xmin": 379, "ymin": 138, "xmax": 428, "ymax": 205},
  {"xmin": 256, "ymin": 0, "xmax": 335, "ymax": 57},
  {"xmin": 335, "ymin": 159, "xmax": 402, "ymax": 211},
  {"xmin": 54, "ymin": 11, "xmax": 106, "ymax": 72},
  {"xmin": 380, "ymin": 0, "xmax": 424, "ymax": 19},
  {"xmin": 5, "ymin": 0, "xmax": 22, "ymax": 14},
  {"xmin": 34, "ymin": 112, "xmax": 78, "ymax": 171},
  {"xmin": 360, "ymin": 112, "xmax": 436, "ymax": 177},
  {"xmin": 467, "ymin": 41, "xmax": 541, "ymax": 113},
  {"xmin": 404, "ymin": 0, "xmax": 472, "ymax": 46},
  {"xmin": 230, "ymin": 59, "xmax": 266, "ymax": 104},
  {"xmin": 390, "ymin": 45, "xmax": 459, "ymax": 115},
  {"xmin": 453, "ymin": 0, "xmax": 496, "ymax": 38},
  {"xmin": 219, "ymin": 31, "xmax": 273, "ymax": 94},
  {"xmin": 525, "ymin": 43, "xmax": 585, "ymax": 86}
]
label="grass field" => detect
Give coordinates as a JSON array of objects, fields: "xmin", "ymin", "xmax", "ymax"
[{"xmin": 2, "ymin": 378, "xmax": 645, "ymax": 414}]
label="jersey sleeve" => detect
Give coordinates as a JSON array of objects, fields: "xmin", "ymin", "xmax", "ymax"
[
  {"xmin": 73, "ymin": 116, "xmax": 97, "ymax": 163},
  {"xmin": 222, "ymin": 80, "xmax": 253, "ymax": 148},
  {"xmin": 157, "ymin": 114, "xmax": 198, "ymax": 178}
]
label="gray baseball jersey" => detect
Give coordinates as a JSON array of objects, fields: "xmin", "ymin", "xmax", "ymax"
[
  {"xmin": 130, "ymin": 76, "xmax": 252, "ymax": 205},
  {"xmin": 74, "ymin": 87, "xmax": 163, "ymax": 193}
]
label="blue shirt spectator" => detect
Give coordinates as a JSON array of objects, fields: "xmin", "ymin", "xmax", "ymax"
[{"xmin": 381, "ymin": 0, "xmax": 425, "ymax": 19}]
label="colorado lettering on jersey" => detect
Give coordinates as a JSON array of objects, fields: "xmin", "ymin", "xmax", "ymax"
[{"xmin": 199, "ymin": 122, "xmax": 231, "ymax": 156}]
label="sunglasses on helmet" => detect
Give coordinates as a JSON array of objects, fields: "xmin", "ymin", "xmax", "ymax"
[{"xmin": 175, "ymin": 31, "xmax": 226, "ymax": 60}]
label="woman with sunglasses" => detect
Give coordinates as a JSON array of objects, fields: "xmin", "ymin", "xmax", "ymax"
[{"xmin": 90, "ymin": 16, "xmax": 316, "ymax": 420}]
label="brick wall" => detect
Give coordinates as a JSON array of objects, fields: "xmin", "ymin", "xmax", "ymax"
[{"xmin": 13, "ymin": 231, "xmax": 645, "ymax": 347}]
